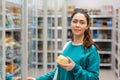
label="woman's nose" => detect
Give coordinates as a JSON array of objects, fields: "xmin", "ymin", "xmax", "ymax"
[{"xmin": 76, "ymin": 23, "xmax": 80, "ymax": 27}]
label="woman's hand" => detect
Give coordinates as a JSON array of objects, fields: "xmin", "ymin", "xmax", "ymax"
[
  {"xmin": 14, "ymin": 77, "xmax": 21, "ymax": 80},
  {"xmin": 15, "ymin": 77, "xmax": 35, "ymax": 80},
  {"xmin": 27, "ymin": 77, "xmax": 35, "ymax": 80},
  {"xmin": 58, "ymin": 57, "xmax": 75, "ymax": 71}
]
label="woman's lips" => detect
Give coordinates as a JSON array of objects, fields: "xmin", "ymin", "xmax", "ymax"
[{"xmin": 74, "ymin": 29, "xmax": 81, "ymax": 32}]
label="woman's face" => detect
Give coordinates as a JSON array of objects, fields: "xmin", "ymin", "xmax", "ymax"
[{"xmin": 71, "ymin": 13, "xmax": 88, "ymax": 37}]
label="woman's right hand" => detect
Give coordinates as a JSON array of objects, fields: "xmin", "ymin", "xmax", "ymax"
[
  {"xmin": 15, "ymin": 77, "xmax": 35, "ymax": 80},
  {"xmin": 27, "ymin": 77, "xmax": 35, "ymax": 80},
  {"xmin": 58, "ymin": 57, "xmax": 75, "ymax": 71}
]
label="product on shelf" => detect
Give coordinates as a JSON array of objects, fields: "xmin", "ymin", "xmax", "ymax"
[
  {"xmin": 6, "ymin": 37, "xmax": 14, "ymax": 43},
  {"xmin": 101, "ymin": 5, "xmax": 113, "ymax": 16},
  {"xmin": 89, "ymin": 9, "xmax": 101, "ymax": 15},
  {"xmin": 92, "ymin": 30, "xmax": 112, "ymax": 39},
  {"xmin": 6, "ymin": 6, "xmax": 21, "ymax": 28},
  {"xmin": 6, "ymin": 62, "xmax": 17, "ymax": 73},
  {"xmin": 100, "ymin": 54, "xmax": 111, "ymax": 63},
  {"xmin": 38, "ymin": 41, "xmax": 43, "ymax": 50},
  {"xmin": 95, "ymin": 42, "xmax": 111, "ymax": 51},
  {"xmin": 7, "ymin": 6, "xmax": 21, "ymax": 15},
  {"xmin": 6, "ymin": 73, "xmax": 13, "ymax": 80},
  {"xmin": 47, "ymin": 53, "xmax": 51, "ymax": 62},
  {"xmin": 5, "ymin": 33, "xmax": 20, "ymax": 48},
  {"xmin": 67, "ymin": 5, "xmax": 74, "ymax": 14}
]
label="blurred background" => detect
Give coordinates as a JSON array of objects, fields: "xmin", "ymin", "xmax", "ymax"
[{"xmin": 0, "ymin": 0, "xmax": 120, "ymax": 80}]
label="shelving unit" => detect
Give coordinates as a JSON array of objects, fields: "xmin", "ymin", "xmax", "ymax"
[
  {"xmin": 0, "ymin": 0, "xmax": 25, "ymax": 79},
  {"xmin": 114, "ymin": 7, "xmax": 120, "ymax": 80},
  {"xmin": 27, "ymin": 0, "xmax": 66, "ymax": 77},
  {"xmin": 0, "ymin": 0, "xmax": 4, "ymax": 79},
  {"xmin": 5, "ymin": 1, "xmax": 22, "ymax": 79},
  {"xmin": 118, "ymin": 8, "xmax": 120, "ymax": 80},
  {"xmin": 0, "ymin": 0, "xmax": 120, "ymax": 79},
  {"xmin": 91, "ymin": 15, "xmax": 113, "ymax": 68}
]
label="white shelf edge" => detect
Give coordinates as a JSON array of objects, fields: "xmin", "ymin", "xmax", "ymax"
[
  {"xmin": 93, "ymin": 39, "xmax": 112, "ymax": 42},
  {"xmin": 100, "ymin": 63, "xmax": 112, "ymax": 66},
  {"xmin": 90, "ymin": 27, "xmax": 112, "ymax": 30},
  {"xmin": 90, "ymin": 15, "xmax": 112, "ymax": 18},
  {"xmin": 99, "ymin": 51, "xmax": 111, "ymax": 54}
]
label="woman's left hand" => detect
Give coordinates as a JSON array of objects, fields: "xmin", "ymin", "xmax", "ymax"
[{"xmin": 58, "ymin": 57, "xmax": 75, "ymax": 71}]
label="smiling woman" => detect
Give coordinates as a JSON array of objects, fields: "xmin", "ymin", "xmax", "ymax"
[
  {"xmin": 71, "ymin": 12, "xmax": 88, "ymax": 43},
  {"xmin": 27, "ymin": 8, "xmax": 100, "ymax": 80},
  {"xmin": 70, "ymin": 8, "xmax": 93, "ymax": 49}
]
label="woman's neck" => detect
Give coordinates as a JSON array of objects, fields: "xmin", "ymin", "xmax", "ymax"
[{"xmin": 73, "ymin": 35, "xmax": 84, "ymax": 44}]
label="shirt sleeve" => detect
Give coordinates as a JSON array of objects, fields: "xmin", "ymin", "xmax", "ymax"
[
  {"xmin": 71, "ymin": 45, "xmax": 100, "ymax": 80},
  {"xmin": 62, "ymin": 41, "xmax": 71, "ymax": 51},
  {"xmin": 36, "ymin": 41, "xmax": 71, "ymax": 80},
  {"xmin": 36, "ymin": 68, "xmax": 56, "ymax": 80}
]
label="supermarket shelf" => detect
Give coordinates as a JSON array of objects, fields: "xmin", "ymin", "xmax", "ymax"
[
  {"xmin": 100, "ymin": 63, "xmax": 112, "ymax": 67},
  {"xmin": 5, "ymin": 27, "xmax": 21, "ymax": 31},
  {"xmin": 90, "ymin": 27, "xmax": 112, "ymax": 30},
  {"xmin": 93, "ymin": 39, "xmax": 112, "ymax": 42},
  {"xmin": 90, "ymin": 15, "xmax": 112, "ymax": 18},
  {"xmin": 98, "ymin": 51, "xmax": 111, "ymax": 54}
]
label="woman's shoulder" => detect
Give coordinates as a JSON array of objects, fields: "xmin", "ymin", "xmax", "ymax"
[
  {"xmin": 86, "ymin": 44, "xmax": 99, "ymax": 56},
  {"xmin": 64, "ymin": 41, "xmax": 72, "ymax": 47},
  {"xmin": 88, "ymin": 44, "xmax": 98, "ymax": 51},
  {"xmin": 62, "ymin": 41, "xmax": 72, "ymax": 51},
  {"xmin": 65, "ymin": 41, "xmax": 72, "ymax": 45}
]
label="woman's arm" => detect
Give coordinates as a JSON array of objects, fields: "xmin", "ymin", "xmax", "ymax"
[
  {"xmin": 36, "ymin": 68, "xmax": 57, "ymax": 80},
  {"xmin": 71, "ymin": 46, "xmax": 100, "ymax": 80},
  {"xmin": 35, "ymin": 42, "xmax": 71, "ymax": 80},
  {"xmin": 59, "ymin": 45, "xmax": 100, "ymax": 80}
]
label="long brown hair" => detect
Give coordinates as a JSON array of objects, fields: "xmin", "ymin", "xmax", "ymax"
[{"xmin": 70, "ymin": 8, "xmax": 98, "ymax": 49}]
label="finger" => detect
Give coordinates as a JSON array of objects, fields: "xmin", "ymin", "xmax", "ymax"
[
  {"xmin": 27, "ymin": 77, "xmax": 35, "ymax": 80},
  {"xmin": 15, "ymin": 77, "xmax": 21, "ymax": 80},
  {"xmin": 67, "ymin": 57, "xmax": 74, "ymax": 63},
  {"xmin": 58, "ymin": 63, "xmax": 69, "ymax": 67}
]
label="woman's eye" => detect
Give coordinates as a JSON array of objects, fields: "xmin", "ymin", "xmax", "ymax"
[
  {"xmin": 72, "ymin": 20, "xmax": 77, "ymax": 23},
  {"xmin": 80, "ymin": 21, "xmax": 85, "ymax": 24}
]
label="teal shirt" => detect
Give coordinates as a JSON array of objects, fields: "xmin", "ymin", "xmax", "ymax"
[{"xmin": 36, "ymin": 41, "xmax": 100, "ymax": 80}]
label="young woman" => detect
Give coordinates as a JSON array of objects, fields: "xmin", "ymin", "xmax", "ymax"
[{"xmin": 27, "ymin": 8, "xmax": 100, "ymax": 80}]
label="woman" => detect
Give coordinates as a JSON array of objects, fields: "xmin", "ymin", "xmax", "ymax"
[{"xmin": 27, "ymin": 8, "xmax": 100, "ymax": 80}]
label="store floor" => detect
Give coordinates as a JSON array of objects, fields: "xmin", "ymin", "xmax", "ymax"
[
  {"xmin": 28, "ymin": 68, "xmax": 117, "ymax": 80},
  {"xmin": 99, "ymin": 69, "xmax": 117, "ymax": 80}
]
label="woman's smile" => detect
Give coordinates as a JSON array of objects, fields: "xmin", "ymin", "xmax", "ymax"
[{"xmin": 74, "ymin": 29, "xmax": 81, "ymax": 32}]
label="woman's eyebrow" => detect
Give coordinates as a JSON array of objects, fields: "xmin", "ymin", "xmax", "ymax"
[
  {"xmin": 73, "ymin": 19, "xmax": 85, "ymax": 21},
  {"xmin": 79, "ymin": 19, "xmax": 86, "ymax": 22}
]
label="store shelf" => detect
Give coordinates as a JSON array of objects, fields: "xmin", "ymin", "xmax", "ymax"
[
  {"xmin": 118, "ymin": 8, "xmax": 120, "ymax": 80},
  {"xmin": 0, "ymin": 0, "xmax": 120, "ymax": 79},
  {"xmin": 27, "ymin": 0, "xmax": 65, "ymax": 77},
  {"xmin": 5, "ymin": 28, "xmax": 21, "ymax": 31},
  {"xmin": 0, "ymin": 0, "xmax": 23, "ymax": 79},
  {"xmin": 90, "ymin": 27, "xmax": 112, "ymax": 30},
  {"xmin": 93, "ymin": 39, "xmax": 112, "ymax": 42},
  {"xmin": 100, "ymin": 63, "xmax": 112, "ymax": 67},
  {"xmin": 0, "ymin": 0, "xmax": 3, "ymax": 79},
  {"xmin": 90, "ymin": 15, "xmax": 112, "ymax": 18},
  {"xmin": 113, "ymin": 7, "xmax": 120, "ymax": 80},
  {"xmin": 98, "ymin": 51, "xmax": 111, "ymax": 54},
  {"xmin": 89, "ymin": 8, "xmax": 113, "ymax": 68}
]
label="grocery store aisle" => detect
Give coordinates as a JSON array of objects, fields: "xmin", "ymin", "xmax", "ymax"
[
  {"xmin": 99, "ymin": 69, "xmax": 117, "ymax": 80},
  {"xmin": 28, "ymin": 68, "xmax": 117, "ymax": 80}
]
